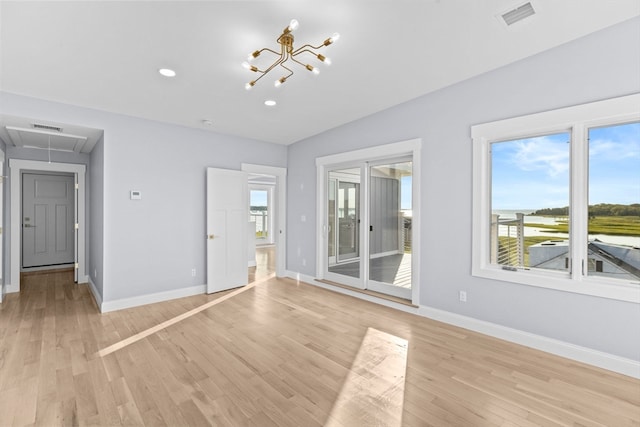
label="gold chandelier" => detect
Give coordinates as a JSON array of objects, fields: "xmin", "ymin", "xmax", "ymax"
[{"xmin": 243, "ymin": 19, "xmax": 339, "ymax": 90}]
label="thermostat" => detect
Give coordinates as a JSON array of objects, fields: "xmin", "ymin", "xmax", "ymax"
[{"xmin": 130, "ymin": 190, "xmax": 142, "ymax": 200}]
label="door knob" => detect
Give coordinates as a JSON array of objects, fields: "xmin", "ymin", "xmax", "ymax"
[{"xmin": 207, "ymin": 234, "xmax": 215, "ymax": 240}]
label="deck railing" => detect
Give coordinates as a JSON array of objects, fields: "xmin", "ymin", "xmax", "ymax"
[{"xmin": 491, "ymin": 213, "xmax": 525, "ymax": 267}]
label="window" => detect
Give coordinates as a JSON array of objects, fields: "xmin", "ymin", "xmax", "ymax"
[{"xmin": 472, "ymin": 94, "xmax": 640, "ymax": 303}]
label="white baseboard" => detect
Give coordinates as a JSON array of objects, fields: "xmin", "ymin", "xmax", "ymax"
[
  {"xmin": 100, "ymin": 284, "xmax": 206, "ymax": 313},
  {"xmin": 285, "ymin": 270, "xmax": 639, "ymax": 379},
  {"xmin": 417, "ymin": 305, "xmax": 640, "ymax": 379},
  {"xmin": 5, "ymin": 282, "xmax": 19, "ymax": 294},
  {"xmin": 87, "ymin": 276, "xmax": 103, "ymax": 309}
]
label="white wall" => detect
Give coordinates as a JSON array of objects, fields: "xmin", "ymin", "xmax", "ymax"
[
  {"xmin": 0, "ymin": 92, "xmax": 287, "ymax": 307},
  {"xmin": 286, "ymin": 17, "xmax": 640, "ymax": 361}
]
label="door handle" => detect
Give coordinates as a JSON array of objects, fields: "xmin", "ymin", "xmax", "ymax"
[
  {"xmin": 207, "ymin": 234, "xmax": 216, "ymax": 240},
  {"xmin": 23, "ymin": 224, "xmax": 36, "ymax": 228}
]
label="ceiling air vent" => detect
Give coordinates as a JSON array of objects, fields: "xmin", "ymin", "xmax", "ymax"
[
  {"xmin": 32, "ymin": 123, "xmax": 63, "ymax": 132},
  {"xmin": 501, "ymin": 2, "xmax": 536, "ymax": 26}
]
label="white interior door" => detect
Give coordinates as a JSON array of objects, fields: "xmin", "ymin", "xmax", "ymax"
[
  {"xmin": 206, "ymin": 167, "xmax": 248, "ymax": 294},
  {"xmin": 22, "ymin": 173, "xmax": 75, "ymax": 268}
]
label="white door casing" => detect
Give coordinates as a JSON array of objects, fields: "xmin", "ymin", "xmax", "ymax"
[
  {"xmin": 9, "ymin": 160, "xmax": 86, "ymax": 293},
  {"xmin": 206, "ymin": 167, "xmax": 248, "ymax": 294},
  {"xmin": 22, "ymin": 173, "xmax": 75, "ymax": 268}
]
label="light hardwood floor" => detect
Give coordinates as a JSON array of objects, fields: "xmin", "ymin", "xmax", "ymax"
[{"xmin": 1, "ymin": 257, "xmax": 638, "ymax": 426}]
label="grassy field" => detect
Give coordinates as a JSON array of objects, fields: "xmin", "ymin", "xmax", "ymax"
[{"xmin": 526, "ymin": 216, "xmax": 640, "ymax": 236}]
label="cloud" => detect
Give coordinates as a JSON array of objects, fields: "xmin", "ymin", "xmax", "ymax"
[
  {"xmin": 510, "ymin": 136, "xmax": 569, "ymax": 177},
  {"xmin": 589, "ymin": 138, "xmax": 640, "ymax": 161},
  {"xmin": 589, "ymin": 121, "xmax": 640, "ymax": 161}
]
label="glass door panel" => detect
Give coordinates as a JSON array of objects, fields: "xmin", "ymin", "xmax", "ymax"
[
  {"xmin": 338, "ymin": 181, "xmax": 359, "ymax": 262},
  {"xmin": 327, "ymin": 169, "xmax": 361, "ymax": 282},
  {"xmin": 367, "ymin": 160, "xmax": 412, "ymax": 299}
]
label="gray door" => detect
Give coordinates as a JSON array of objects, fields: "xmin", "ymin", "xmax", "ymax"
[{"xmin": 22, "ymin": 173, "xmax": 75, "ymax": 268}]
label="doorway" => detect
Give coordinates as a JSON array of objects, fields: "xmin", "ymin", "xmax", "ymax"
[
  {"xmin": 22, "ymin": 172, "xmax": 75, "ymax": 270},
  {"xmin": 242, "ymin": 163, "xmax": 287, "ymax": 278},
  {"xmin": 249, "ymin": 184, "xmax": 274, "ymax": 246},
  {"xmin": 316, "ymin": 139, "xmax": 421, "ymax": 304},
  {"xmin": 9, "ymin": 159, "xmax": 87, "ymax": 293},
  {"xmin": 325, "ymin": 159, "xmax": 413, "ymax": 299}
]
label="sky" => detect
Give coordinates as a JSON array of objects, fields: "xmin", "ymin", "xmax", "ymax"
[
  {"xmin": 491, "ymin": 121, "xmax": 639, "ymax": 211},
  {"xmin": 401, "ymin": 176, "xmax": 412, "ymax": 210},
  {"xmin": 250, "ymin": 189, "xmax": 268, "ymax": 207}
]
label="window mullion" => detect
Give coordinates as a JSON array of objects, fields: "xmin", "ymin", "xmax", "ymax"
[{"xmin": 570, "ymin": 124, "xmax": 589, "ymax": 282}]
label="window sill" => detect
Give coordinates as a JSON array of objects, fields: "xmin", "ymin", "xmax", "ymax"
[{"xmin": 472, "ymin": 265, "xmax": 640, "ymax": 303}]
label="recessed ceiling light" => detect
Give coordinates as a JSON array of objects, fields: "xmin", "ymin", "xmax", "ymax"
[
  {"xmin": 264, "ymin": 100, "xmax": 277, "ymax": 107},
  {"xmin": 158, "ymin": 68, "xmax": 176, "ymax": 77}
]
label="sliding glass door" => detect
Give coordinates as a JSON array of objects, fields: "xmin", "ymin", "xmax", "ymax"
[{"xmin": 325, "ymin": 159, "xmax": 413, "ymax": 299}]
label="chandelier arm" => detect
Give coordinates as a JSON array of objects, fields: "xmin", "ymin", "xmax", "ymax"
[
  {"xmin": 290, "ymin": 56, "xmax": 309, "ymax": 69},
  {"xmin": 291, "ymin": 43, "xmax": 325, "ymax": 55},
  {"xmin": 253, "ymin": 56, "xmax": 286, "ymax": 83},
  {"xmin": 259, "ymin": 47, "xmax": 282, "ymax": 57},
  {"xmin": 278, "ymin": 62, "xmax": 294, "ymax": 79},
  {"xmin": 291, "ymin": 48, "xmax": 322, "ymax": 60}
]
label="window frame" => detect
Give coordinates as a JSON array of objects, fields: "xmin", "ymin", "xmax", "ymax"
[{"xmin": 472, "ymin": 93, "xmax": 640, "ymax": 303}]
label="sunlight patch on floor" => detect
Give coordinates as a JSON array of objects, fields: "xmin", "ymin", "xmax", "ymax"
[
  {"xmin": 325, "ymin": 327, "xmax": 408, "ymax": 427},
  {"xmin": 95, "ymin": 274, "xmax": 274, "ymax": 358}
]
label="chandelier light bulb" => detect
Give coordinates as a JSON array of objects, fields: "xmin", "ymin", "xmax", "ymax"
[
  {"xmin": 245, "ymin": 81, "xmax": 255, "ymax": 90},
  {"xmin": 242, "ymin": 62, "xmax": 258, "ymax": 72},
  {"xmin": 248, "ymin": 50, "xmax": 260, "ymax": 61},
  {"xmin": 324, "ymin": 33, "xmax": 341, "ymax": 45},
  {"xmin": 305, "ymin": 64, "xmax": 319, "ymax": 75},
  {"xmin": 275, "ymin": 76, "xmax": 287, "ymax": 87},
  {"xmin": 317, "ymin": 54, "xmax": 331, "ymax": 65},
  {"xmin": 288, "ymin": 19, "xmax": 299, "ymax": 31}
]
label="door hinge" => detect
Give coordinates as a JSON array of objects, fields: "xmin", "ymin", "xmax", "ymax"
[
  {"xmin": 75, "ymin": 223, "xmax": 79, "ymax": 230},
  {"xmin": 75, "ymin": 183, "xmax": 79, "ymax": 190},
  {"xmin": 75, "ymin": 263, "xmax": 79, "ymax": 269}
]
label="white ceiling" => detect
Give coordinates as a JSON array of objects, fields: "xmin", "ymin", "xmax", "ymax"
[{"xmin": 1, "ymin": 1, "xmax": 638, "ymax": 146}]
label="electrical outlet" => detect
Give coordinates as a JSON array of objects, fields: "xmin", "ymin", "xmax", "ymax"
[
  {"xmin": 459, "ymin": 290, "xmax": 467, "ymax": 302},
  {"xmin": 191, "ymin": 268, "xmax": 196, "ymax": 277}
]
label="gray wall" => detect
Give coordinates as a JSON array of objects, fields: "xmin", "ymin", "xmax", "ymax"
[
  {"xmin": 0, "ymin": 92, "xmax": 287, "ymax": 304},
  {"xmin": 286, "ymin": 17, "xmax": 640, "ymax": 360}
]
